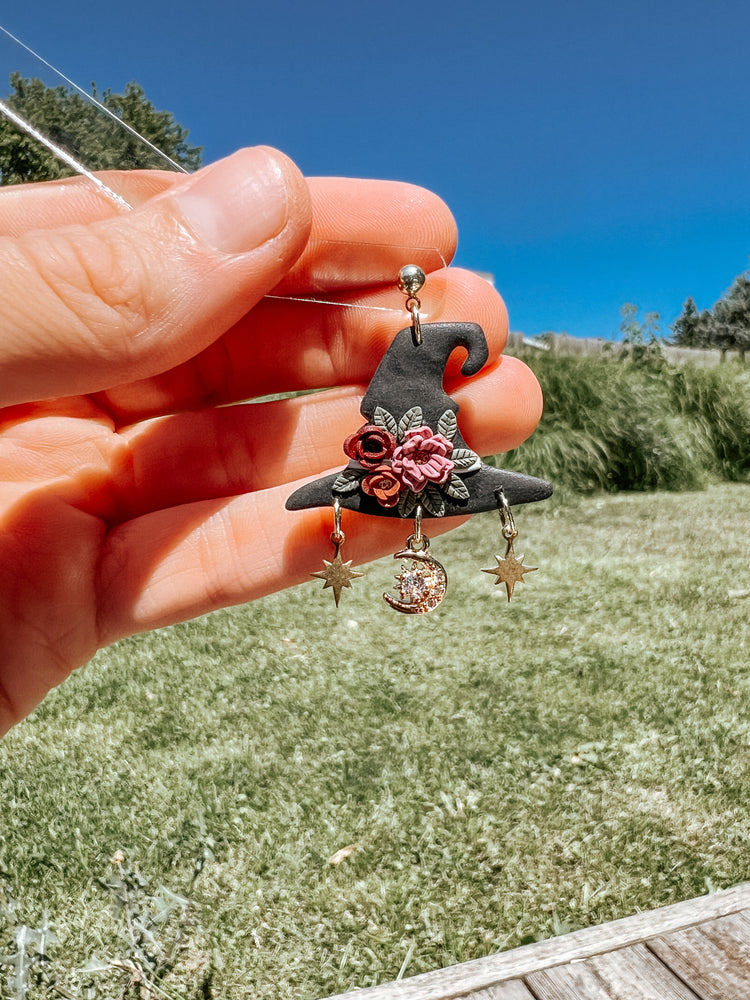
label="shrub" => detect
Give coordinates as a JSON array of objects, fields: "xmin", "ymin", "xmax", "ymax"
[
  {"xmin": 497, "ymin": 354, "xmax": 750, "ymax": 492},
  {"xmin": 670, "ymin": 364, "xmax": 750, "ymax": 481}
]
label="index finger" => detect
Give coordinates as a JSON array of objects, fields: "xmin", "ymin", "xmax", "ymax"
[{"xmin": 277, "ymin": 176, "xmax": 457, "ymax": 293}]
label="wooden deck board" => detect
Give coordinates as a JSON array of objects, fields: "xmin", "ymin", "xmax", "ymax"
[
  {"xmin": 321, "ymin": 883, "xmax": 750, "ymax": 1000},
  {"xmin": 525, "ymin": 943, "xmax": 699, "ymax": 1000},
  {"xmin": 647, "ymin": 911, "xmax": 750, "ymax": 999}
]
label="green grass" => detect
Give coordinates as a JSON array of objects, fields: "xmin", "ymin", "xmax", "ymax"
[{"xmin": 2, "ymin": 485, "xmax": 750, "ymax": 998}]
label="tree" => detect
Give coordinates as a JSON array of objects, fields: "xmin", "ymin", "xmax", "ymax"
[
  {"xmin": 618, "ymin": 302, "xmax": 662, "ymax": 363},
  {"xmin": 670, "ymin": 296, "xmax": 706, "ymax": 348},
  {"xmin": 713, "ymin": 273, "xmax": 750, "ymax": 362},
  {"xmin": 0, "ymin": 73, "xmax": 202, "ymax": 185}
]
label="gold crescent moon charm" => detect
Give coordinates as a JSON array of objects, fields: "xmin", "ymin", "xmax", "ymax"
[{"xmin": 384, "ymin": 548, "xmax": 447, "ymax": 614}]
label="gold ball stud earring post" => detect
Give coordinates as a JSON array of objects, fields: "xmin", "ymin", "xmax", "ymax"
[{"xmin": 397, "ymin": 264, "xmax": 426, "ymax": 297}]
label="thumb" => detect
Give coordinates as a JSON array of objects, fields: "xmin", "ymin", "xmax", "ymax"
[{"xmin": 0, "ymin": 147, "xmax": 312, "ymax": 406}]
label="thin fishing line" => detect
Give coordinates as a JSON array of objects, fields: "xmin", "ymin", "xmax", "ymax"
[
  {"xmin": 0, "ymin": 98, "xmax": 132, "ymax": 210},
  {"xmin": 0, "ymin": 22, "xmax": 189, "ymax": 175},
  {"xmin": 264, "ymin": 242, "xmax": 448, "ymax": 311},
  {"xmin": 264, "ymin": 295, "xmax": 402, "ymax": 313}
]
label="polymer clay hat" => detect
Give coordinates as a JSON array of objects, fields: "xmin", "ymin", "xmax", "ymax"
[{"xmin": 287, "ymin": 267, "xmax": 552, "ymax": 612}]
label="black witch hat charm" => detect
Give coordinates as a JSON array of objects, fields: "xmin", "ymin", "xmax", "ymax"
[{"xmin": 287, "ymin": 266, "xmax": 552, "ymax": 612}]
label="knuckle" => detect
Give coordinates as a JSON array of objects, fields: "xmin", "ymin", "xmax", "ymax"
[{"xmin": 21, "ymin": 227, "xmax": 153, "ymax": 365}]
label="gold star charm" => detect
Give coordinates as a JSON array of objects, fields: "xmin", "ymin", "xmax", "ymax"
[
  {"xmin": 483, "ymin": 541, "xmax": 537, "ymax": 601},
  {"xmin": 312, "ymin": 546, "xmax": 364, "ymax": 607}
]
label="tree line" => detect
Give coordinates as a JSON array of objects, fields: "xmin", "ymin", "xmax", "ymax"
[{"xmin": 671, "ymin": 275, "xmax": 750, "ymax": 361}]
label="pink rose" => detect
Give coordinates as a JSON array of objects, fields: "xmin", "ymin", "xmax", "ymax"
[
  {"xmin": 391, "ymin": 427, "xmax": 455, "ymax": 492},
  {"xmin": 361, "ymin": 465, "xmax": 402, "ymax": 507},
  {"xmin": 343, "ymin": 424, "xmax": 396, "ymax": 469}
]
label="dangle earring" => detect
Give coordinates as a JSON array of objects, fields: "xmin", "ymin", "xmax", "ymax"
[
  {"xmin": 287, "ymin": 266, "xmax": 552, "ymax": 612},
  {"xmin": 384, "ymin": 505, "xmax": 447, "ymax": 614},
  {"xmin": 310, "ymin": 498, "xmax": 364, "ymax": 607},
  {"xmin": 482, "ymin": 489, "xmax": 537, "ymax": 600}
]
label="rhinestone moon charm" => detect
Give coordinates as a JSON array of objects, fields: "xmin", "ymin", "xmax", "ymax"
[{"xmin": 384, "ymin": 548, "xmax": 447, "ymax": 614}]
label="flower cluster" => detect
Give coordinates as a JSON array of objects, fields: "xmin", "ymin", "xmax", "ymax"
[{"xmin": 333, "ymin": 406, "xmax": 481, "ymax": 517}]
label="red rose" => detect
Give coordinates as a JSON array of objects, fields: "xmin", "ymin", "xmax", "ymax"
[
  {"xmin": 343, "ymin": 424, "xmax": 396, "ymax": 469},
  {"xmin": 361, "ymin": 465, "xmax": 402, "ymax": 507}
]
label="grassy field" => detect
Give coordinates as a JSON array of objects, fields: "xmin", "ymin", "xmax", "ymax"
[{"xmin": 1, "ymin": 484, "xmax": 749, "ymax": 999}]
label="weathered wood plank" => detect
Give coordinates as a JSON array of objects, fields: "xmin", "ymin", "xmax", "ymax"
[
  {"xmin": 525, "ymin": 943, "xmax": 699, "ymax": 999},
  {"xmin": 647, "ymin": 910, "xmax": 750, "ymax": 999},
  {"xmin": 320, "ymin": 883, "xmax": 750, "ymax": 1000},
  {"xmin": 462, "ymin": 983, "xmax": 535, "ymax": 999}
]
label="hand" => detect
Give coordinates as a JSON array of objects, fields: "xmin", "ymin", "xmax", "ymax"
[{"xmin": 0, "ymin": 146, "xmax": 542, "ymax": 736}]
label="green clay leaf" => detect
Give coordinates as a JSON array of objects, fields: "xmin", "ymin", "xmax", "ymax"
[
  {"xmin": 373, "ymin": 406, "xmax": 398, "ymax": 437},
  {"xmin": 450, "ymin": 448, "xmax": 481, "ymax": 472},
  {"xmin": 398, "ymin": 406, "xmax": 423, "ymax": 440},
  {"xmin": 444, "ymin": 474, "xmax": 470, "ymax": 500},
  {"xmin": 437, "ymin": 409, "xmax": 458, "ymax": 440},
  {"xmin": 333, "ymin": 470, "xmax": 362, "ymax": 494},
  {"xmin": 398, "ymin": 489, "xmax": 419, "ymax": 518},
  {"xmin": 422, "ymin": 485, "xmax": 446, "ymax": 517}
]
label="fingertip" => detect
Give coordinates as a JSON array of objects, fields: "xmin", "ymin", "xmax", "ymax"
[
  {"xmin": 308, "ymin": 176, "xmax": 457, "ymax": 259},
  {"xmin": 456, "ymin": 354, "xmax": 545, "ymax": 455},
  {"xmin": 425, "ymin": 268, "xmax": 509, "ymax": 368},
  {"xmin": 500, "ymin": 354, "xmax": 545, "ymax": 438},
  {"xmin": 275, "ymin": 177, "xmax": 458, "ymax": 293},
  {"xmin": 169, "ymin": 146, "xmax": 311, "ymax": 258},
  {"xmin": 385, "ymin": 179, "xmax": 458, "ymax": 268}
]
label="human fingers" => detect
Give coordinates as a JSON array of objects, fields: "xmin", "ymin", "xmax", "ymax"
[
  {"xmin": 0, "ymin": 172, "xmax": 456, "ymax": 291},
  {"xmin": 97, "ymin": 485, "xmax": 468, "ymax": 643},
  {"xmin": 0, "ymin": 147, "xmax": 311, "ymax": 407},
  {"xmin": 96, "ymin": 268, "xmax": 509, "ymax": 423},
  {"xmin": 115, "ymin": 356, "xmax": 541, "ymax": 519}
]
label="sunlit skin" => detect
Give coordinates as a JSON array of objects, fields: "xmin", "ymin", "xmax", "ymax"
[{"xmin": 0, "ymin": 147, "xmax": 543, "ymax": 736}]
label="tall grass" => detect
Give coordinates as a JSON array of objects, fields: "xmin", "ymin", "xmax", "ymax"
[
  {"xmin": 499, "ymin": 354, "xmax": 750, "ymax": 492},
  {"xmin": 671, "ymin": 363, "xmax": 750, "ymax": 481}
]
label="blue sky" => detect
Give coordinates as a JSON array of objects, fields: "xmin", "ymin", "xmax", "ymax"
[{"xmin": 2, "ymin": 0, "xmax": 749, "ymax": 339}]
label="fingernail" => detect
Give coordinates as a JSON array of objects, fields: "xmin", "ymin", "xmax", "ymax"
[{"xmin": 174, "ymin": 147, "xmax": 290, "ymax": 254}]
